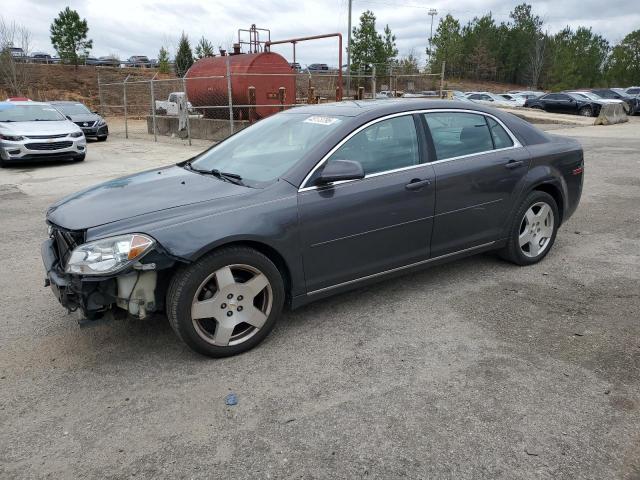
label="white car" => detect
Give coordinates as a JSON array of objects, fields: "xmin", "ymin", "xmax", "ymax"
[
  {"xmin": 465, "ymin": 92, "xmax": 514, "ymax": 108},
  {"xmin": 0, "ymin": 101, "xmax": 86, "ymax": 167},
  {"xmin": 499, "ymin": 93, "xmax": 528, "ymax": 107}
]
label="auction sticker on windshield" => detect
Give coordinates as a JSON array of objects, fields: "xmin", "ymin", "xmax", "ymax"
[{"xmin": 304, "ymin": 115, "xmax": 341, "ymax": 126}]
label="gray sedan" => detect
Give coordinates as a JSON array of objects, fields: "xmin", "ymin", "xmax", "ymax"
[{"xmin": 42, "ymin": 100, "xmax": 583, "ymax": 357}]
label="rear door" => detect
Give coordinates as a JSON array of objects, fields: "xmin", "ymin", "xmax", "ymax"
[
  {"xmin": 298, "ymin": 114, "xmax": 435, "ymax": 293},
  {"xmin": 422, "ymin": 111, "xmax": 530, "ymax": 257}
]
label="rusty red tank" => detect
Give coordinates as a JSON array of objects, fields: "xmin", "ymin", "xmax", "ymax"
[{"xmin": 185, "ymin": 52, "xmax": 296, "ymax": 120}]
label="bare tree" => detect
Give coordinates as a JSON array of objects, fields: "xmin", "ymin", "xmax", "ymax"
[
  {"xmin": 528, "ymin": 32, "xmax": 547, "ymax": 89},
  {"xmin": 0, "ymin": 17, "xmax": 31, "ymax": 96}
]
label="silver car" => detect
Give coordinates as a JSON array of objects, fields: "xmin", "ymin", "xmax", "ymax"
[{"xmin": 0, "ymin": 101, "xmax": 86, "ymax": 167}]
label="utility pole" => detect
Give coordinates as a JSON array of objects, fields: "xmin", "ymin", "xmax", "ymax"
[
  {"xmin": 347, "ymin": 0, "xmax": 352, "ymax": 98},
  {"xmin": 428, "ymin": 8, "xmax": 438, "ymax": 69}
]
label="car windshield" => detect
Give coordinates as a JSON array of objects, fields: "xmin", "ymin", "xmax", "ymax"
[
  {"xmin": 54, "ymin": 103, "xmax": 92, "ymax": 115},
  {"xmin": 189, "ymin": 112, "xmax": 344, "ymax": 185},
  {"xmin": 578, "ymin": 92, "xmax": 600, "ymax": 100},
  {"xmin": 0, "ymin": 103, "xmax": 66, "ymax": 122}
]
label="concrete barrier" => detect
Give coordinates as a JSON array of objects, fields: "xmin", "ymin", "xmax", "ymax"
[
  {"xmin": 595, "ymin": 103, "xmax": 629, "ymax": 126},
  {"xmin": 147, "ymin": 116, "xmax": 249, "ymax": 141}
]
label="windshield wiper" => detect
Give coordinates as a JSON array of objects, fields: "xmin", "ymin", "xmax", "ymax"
[{"xmin": 184, "ymin": 162, "xmax": 245, "ymax": 186}]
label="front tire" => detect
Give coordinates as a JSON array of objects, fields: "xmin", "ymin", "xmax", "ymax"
[
  {"xmin": 166, "ymin": 247, "xmax": 285, "ymax": 357},
  {"xmin": 579, "ymin": 106, "xmax": 593, "ymax": 117},
  {"xmin": 500, "ymin": 191, "xmax": 559, "ymax": 266}
]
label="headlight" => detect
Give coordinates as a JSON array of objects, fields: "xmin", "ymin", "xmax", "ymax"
[
  {"xmin": 97, "ymin": 119, "xmax": 106, "ymax": 126},
  {"xmin": 70, "ymin": 131, "xmax": 84, "ymax": 138},
  {"xmin": 65, "ymin": 234, "xmax": 155, "ymax": 275},
  {"xmin": 0, "ymin": 134, "xmax": 24, "ymax": 141}
]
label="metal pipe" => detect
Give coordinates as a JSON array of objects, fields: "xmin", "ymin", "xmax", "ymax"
[
  {"xmin": 123, "ymin": 74, "xmax": 130, "ymax": 139},
  {"xmin": 226, "ymin": 56, "xmax": 234, "ymax": 135},
  {"xmin": 265, "ymin": 33, "xmax": 343, "ymax": 101},
  {"xmin": 150, "ymin": 75, "xmax": 157, "ymax": 142},
  {"xmin": 182, "ymin": 77, "xmax": 192, "ymax": 146}
]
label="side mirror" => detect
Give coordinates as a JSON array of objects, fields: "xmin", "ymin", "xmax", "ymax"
[{"xmin": 316, "ymin": 159, "xmax": 364, "ymax": 185}]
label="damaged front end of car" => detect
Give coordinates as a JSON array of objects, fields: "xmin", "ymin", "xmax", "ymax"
[{"xmin": 42, "ymin": 223, "xmax": 178, "ymax": 321}]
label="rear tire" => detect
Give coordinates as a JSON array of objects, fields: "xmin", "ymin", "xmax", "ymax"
[
  {"xmin": 166, "ymin": 247, "xmax": 285, "ymax": 358},
  {"xmin": 499, "ymin": 191, "xmax": 559, "ymax": 266}
]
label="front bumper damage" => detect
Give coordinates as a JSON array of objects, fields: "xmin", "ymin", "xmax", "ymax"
[{"xmin": 41, "ymin": 235, "xmax": 175, "ymax": 320}]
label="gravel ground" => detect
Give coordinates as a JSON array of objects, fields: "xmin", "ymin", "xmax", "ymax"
[{"xmin": 1, "ymin": 119, "xmax": 639, "ymax": 479}]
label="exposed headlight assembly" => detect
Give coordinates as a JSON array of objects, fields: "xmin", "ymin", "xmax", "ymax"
[
  {"xmin": 69, "ymin": 131, "xmax": 84, "ymax": 138},
  {"xmin": 65, "ymin": 234, "xmax": 155, "ymax": 275},
  {"xmin": 96, "ymin": 118, "xmax": 106, "ymax": 126}
]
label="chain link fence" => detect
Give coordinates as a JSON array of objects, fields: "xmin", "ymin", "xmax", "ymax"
[{"xmin": 97, "ymin": 62, "xmax": 446, "ymax": 145}]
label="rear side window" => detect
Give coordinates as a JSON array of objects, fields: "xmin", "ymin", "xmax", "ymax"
[
  {"xmin": 423, "ymin": 112, "xmax": 494, "ymax": 160},
  {"xmin": 487, "ymin": 117, "xmax": 514, "ymax": 149}
]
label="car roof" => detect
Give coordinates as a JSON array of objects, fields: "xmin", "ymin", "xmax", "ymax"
[
  {"xmin": 1, "ymin": 101, "xmax": 49, "ymax": 106},
  {"xmin": 283, "ymin": 99, "xmax": 508, "ymax": 118},
  {"xmin": 48, "ymin": 100, "xmax": 86, "ymax": 105}
]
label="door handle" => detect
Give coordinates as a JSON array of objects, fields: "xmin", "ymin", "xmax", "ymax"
[
  {"xmin": 405, "ymin": 178, "xmax": 431, "ymax": 190},
  {"xmin": 504, "ymin": 160, "xmax": 524, "ymax": 169}
]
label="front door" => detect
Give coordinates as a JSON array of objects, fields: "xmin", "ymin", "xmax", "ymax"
[
  {"xmin": 298, "ymin": 114, "xmax": 436, "ymax": 293},
  {"xmin": 422, "ymin": 111, "xmax": 530, "ymax": 257}
]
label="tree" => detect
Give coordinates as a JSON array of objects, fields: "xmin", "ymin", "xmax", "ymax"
[
  {"xmin": 607, "ymin": 30, "xmax": 640, "ymax": 86},
  {"xmin": 49, "ymin": 7, "xmax": 92, "ymax": 66},
  {"xmin": 174, "ymin": 32, "xmax": 193, "ymax": 77},
  {"xmin": 194, "ymin": 37, "xmax": 214, "ymax": 59},
  {"xmin": 0, "ymin": 17, "xmax": 31, "ymax": 95},
  {"xmin": 349, "ymin": 10, "xmax": 397, "ymax": 73},
  {"xmin": 157, "ymin": 46, "xmax": 170, "ymax": 74},
  {"xmin": 396, "ymin": 50, "xmax": 420, "ymax": 74},
  {"xmin": 429, "ymin": 14, "xmax": 463, "ymax": 76}
]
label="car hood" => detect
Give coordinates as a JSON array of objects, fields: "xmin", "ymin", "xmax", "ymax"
[
  {"xmin": 66, "ymin": 113, "xmax": 100, "ymax": 122},
  {"xmin": 46, "ymin": 165, "xmax": 250, "ymax": 231},
  {"xmin": 0, "ymin": 119, "xmax": 80, "ymax": 135}
]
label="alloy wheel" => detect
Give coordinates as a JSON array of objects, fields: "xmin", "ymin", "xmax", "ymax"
[
  {"xmin": 190, "ymin": 264, "xmax": 272, "ymax": 346},
  {"xmin": 518, "ymin": 201, "xmax": 555, "ymax": 258}
]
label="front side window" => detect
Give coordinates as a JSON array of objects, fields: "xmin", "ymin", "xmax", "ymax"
[
  {"xmin": 322, "ymin": 115, "xmax": 420, "ymax": 177},
  {"xmin": 423, "ymin": 112, "xmax": 494, "ymax": 160}
]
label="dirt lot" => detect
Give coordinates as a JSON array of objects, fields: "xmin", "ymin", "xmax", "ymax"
[{"xmin": 1, "ymin": 119, "xmax": 639, "ymax": 479}]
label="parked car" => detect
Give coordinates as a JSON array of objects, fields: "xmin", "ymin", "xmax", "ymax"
[
  {"xmin": 155, "ymin": 92, "xmax": 195, "ymax": 115},
  {"xmin": 30, "ymin": 52, "xmax": 53, "ymax": 63},
  {"xmin": 126, "ymin": 55, "xmax": 151, "ymax": 68},
  {"xmin": 565, "ymin": 91, "xmax": 629, "ymax": 113},
  {"xmin": 465, "ymin": 92, "xmax": 514, "ymax": 107},
  {"xmin": 96, "ymin": 56, "xmax": 120, "ymax": 67},
  {"xmin": 307, "ymin": 63, "xmax": 329, "ymax": 72},
  {"xmin": 9, "ymin": 47, "xmax": 26, "ymax": 60},
  {"xmin": 591, "ymin": 88, "xmax": 640, "ymax": 115},
  {"xmin": 499, "ymin": 93, "xmax": 528, "ymax": 106},
  {"xmin": 41, "ymin": 100, "xmax": 583, "ymax": 357},
  {"xmin": 49, "ymin": 101, "xmax": 108, "ymax": 141},
  {"xmin": 6, "ymin": 97, "xmax": 32, "ymax": 101},
  {"xmin": 508, "ymin": 90, "xmax": 544, "ymax": 98},
  {"xmin": 0, "ymin": 101, "xmax": 86, "ymax": 166},
  {"xmin": 524, "ymin": 92, "xmax": 602, "ymax": 117},
  {"xmin": 289, "ymin": 62, "xmax": 302, "ymax": 72},
  {"xmin": 402, "ymin": 91, "xmax": 439, "ymax": 98},
  {"xmin": 625, "ymin": 86, "xmax": 640, "ymax": 96}
]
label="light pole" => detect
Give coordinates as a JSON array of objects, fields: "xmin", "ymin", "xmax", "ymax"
[
  {"xmin": 428, "ymin": 8, "xmax": 438, "ymax": 68},
  {"xmin": 347, "ymin": 0, "xmax": 353, "ymax": 97}
]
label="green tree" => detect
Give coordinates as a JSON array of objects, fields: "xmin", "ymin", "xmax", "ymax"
[
  {"xmin": 157, "ymin": 46, "xmax": 170, "ymax": 74},
  {"xmin": 607, "ymin": 30, "xmax": 640, "ymax": 85},
  {"xmin": 49, "ymin": 7, "xmax": 92, "ymax": 66},
  {"xmin": 194, "ymin": 37, "xmax": 214, "ymax": 59},
  {"xmin": 174, "ymin": 32, "xmax": 193, "ymax": 77},
  {"xmin": 396, "ymin": 51, "xmax": 420, "ymax": 74},
  {"xmin": 350, "ymin": 10, "xmax": 397, "ymax": 73},
  {"xmin": 429, "ymin": 14, "xmax": 463, "ymax": 76}
]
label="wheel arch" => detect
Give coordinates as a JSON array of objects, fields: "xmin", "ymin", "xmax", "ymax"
[
  {"xmin": 530, "ymin": 181, "xmax": 565, "ymax": 224},
  {"xmin": 193, "ymin": 239, "xmax": 293, "ymax": 301}
]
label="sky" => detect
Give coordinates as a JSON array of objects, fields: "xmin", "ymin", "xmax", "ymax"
[{"xmin": 2, "ymin": 0, "xmax": 637, "ymax": 67}]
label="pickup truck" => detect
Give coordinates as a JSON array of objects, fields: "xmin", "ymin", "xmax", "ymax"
[{"xmin": 154, "ymin": 92, "xmax": 195, "ymax": 116}]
